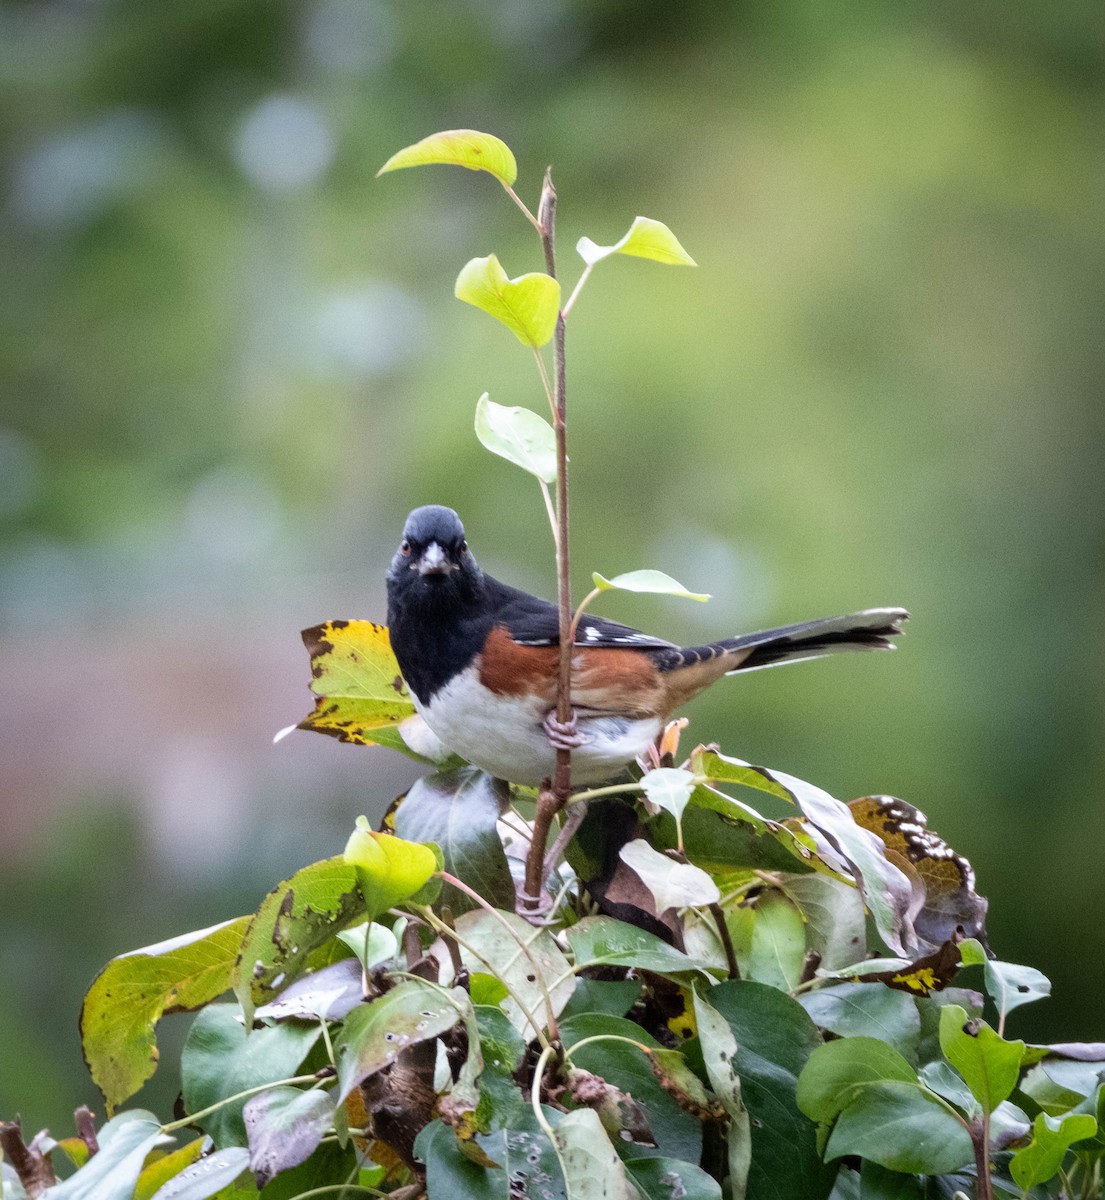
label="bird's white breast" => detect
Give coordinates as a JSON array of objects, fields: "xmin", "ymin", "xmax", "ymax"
[{"xmin": 416, "ymin": 667, "xmax": 661, "ymax": 787}]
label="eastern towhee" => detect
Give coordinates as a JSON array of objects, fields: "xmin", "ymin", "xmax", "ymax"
[{"xmin": 386, "ymin": 505, "xmax": 907, "ymax": 787}]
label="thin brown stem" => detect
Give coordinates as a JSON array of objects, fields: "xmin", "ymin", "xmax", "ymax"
[
  {"xmin": 708, "ymin": 902, "xmax": 741, "ymax": 981},
  {"xmin": 523, "ymin": 167, "xmax": 573, "ymax": 914},
  {"xmin": 970, "ymin": 1113, "xmax": 993, "ymax": 1200}
]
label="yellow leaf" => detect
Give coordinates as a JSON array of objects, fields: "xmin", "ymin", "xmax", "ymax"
[
  {"xmin": 377, "ymin": 129, "xmax": 517, "ymax": 186},
  {"xmin": 577, "ymin": 216, "xmax": 696, "ymax": 267},
  {"xmin": 455, "ymin": 255, "xmax": 560, "ymax": 347}
]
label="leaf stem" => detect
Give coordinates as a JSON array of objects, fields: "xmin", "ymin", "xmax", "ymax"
[
  {"xmin": 503, "ymin": 183, "xmax": 541, "ymax": 231},
  {"xmin": 160, "ymin": 1073, "xmax": 321, "ymax": 1134},
  {"xmin": 561, "ymin": 263, "xmax": 594, "ymax": 319},
  {"xmin": 530, "ymin": 1043, "xmax": 570, "ymax": 1186}
]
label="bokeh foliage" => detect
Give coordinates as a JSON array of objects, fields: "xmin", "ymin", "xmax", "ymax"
[{"xmin": 0, "ymin": 0, "xmax": 1102, "ymax": 1138}]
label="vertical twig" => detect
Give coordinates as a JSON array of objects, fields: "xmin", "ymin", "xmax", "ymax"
[{"xmin": 523, "ymin": 169, "xmax": 572, "ymax": 915}]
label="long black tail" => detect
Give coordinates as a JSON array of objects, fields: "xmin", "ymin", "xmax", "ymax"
[{"xmin": 658, "ymin": 607, "xmax": 908, "ymax": 674}]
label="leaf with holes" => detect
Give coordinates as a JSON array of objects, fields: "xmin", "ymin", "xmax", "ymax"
[
  {"xmin": 334, "ymin": 980, "xmax": 467, "ymax": 1101},
  {"xmin": 938, "ymin": 1004, "xmax": 1024, "ymax": 1113},
  {"xmin": 243, "ymin": 1086, "xmax": 335, "ymax": 1187}
]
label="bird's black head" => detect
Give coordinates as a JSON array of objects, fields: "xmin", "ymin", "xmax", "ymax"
[{"xmin": 386, "ymin": 505, "xmax": 482, "ymax": 608}]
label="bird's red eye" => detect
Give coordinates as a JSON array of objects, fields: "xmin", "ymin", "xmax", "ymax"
[{"xmin": 400, "ymin": 540, "xmax": 411, "ymax": 556}]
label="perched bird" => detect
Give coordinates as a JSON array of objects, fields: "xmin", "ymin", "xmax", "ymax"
[{"xmin": 386, "ymin": 505, "xmax": 907, "ymax": 787}]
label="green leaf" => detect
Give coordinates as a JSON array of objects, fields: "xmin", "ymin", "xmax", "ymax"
[
  {"xmin": 243, "ymin": 1087, "xmax": 333, "ymax": 1187},
  {"xmin": 233, "ymin": 856, "xmax": 365, "ymax": 1021},
  {"xmin": 453, "ymin": 908, "xmax": 576, "ymax": 1042},
  {"xmin": 554, "ymin": 1108, "xmax": 634, "ymax": 1200},
  {"xmin": 45, "ymin": 1111, "xmax": 163, "ymax": 1200},
  {"xmin": 80, "ymin": 915, "xmax": 251, "ymax": 1113},
  {"xmin": 560, "ymin": 979, "xmax": 642, "ymax": 1023},
  {"xmin": 618, "ymin": 839, "xmax": 719, "ymax": 912},
  {"xmin": 293, "ymin": 620, "xmax": 429, "ymax": 757},
  {"xmin": 335, "ymin": 979, "xmax": 466, "ymax": 1101},
  {"xmin": 377, "ymin": 129, "xmax": 517, "ymax": 186},
  {"xmin": 797, "ymin": 1038, "xmax": 918, "ymax": 1124},
  {"xmin": 704, "ymin": 981, "xmax": 835, "ymax": 1200},
  {"xmin": 334, "ymin": 921, "xmax": 398, "ymax": 972},
  {"xmin": 455, "ymin": 255, "xmax": 560, "ymax": 347},
  {"xmin": 393, "ymin": 766, "xmax": 515, "ymax": 913},
  {"xmin": 824, "ymin": 1080, "xmax": 974, "ymax": 1174},
  {"xmin": 577, "ymin": 217, "xmax": 696, "ymax": 267},
  {"xmin": 415, "ymin": 1120, "xmax": 504, "ymax": 1200},
  {"xmin": 342, "ymin": 821, "xmax": 440, "ymax": 917},
  {"xmin": 692, "ymin": 991, "xmax": 751, "ymax": 1199},
  {"xmin": 181, "ymin": 1004, "xmax": 321, "ymax": 1147},
  {"xmin": 938, "ymin": 1004, "xmax": 1024, "ymax": 1113},
  {"xmin": 1010, "ymin": 1111, "xmax": 1098, "ymax": 1190},
  {"xmin": 625, "ymin": 1156, "xmax": 722, "ymax": 1200},
  {"xmin": 560, "ymin": 1013, "xmax": 703, "ymax": 1165},
  {"xmin": 592, "ymin": 570, "xmax": 709, "ymax": 601},
  {"xmin": 984, "ymin": 958, "xmax": 1051, "ymax": 1017},
  {"xmin": 783, "ymin": 873, "xmax": 867, "ymax": 970},
  {"xmin": 566, "ymin": 915, "xmax": 712, "ymax": 977},
  {"xmin": 799, "ymin": 983, "xmax": 921, "ymax": 1061},
  {"xmin": 747, "ymin": 890, "xmax": 806, "ymax": 991},
  {"xmin": 474, "ymin": 393, "xmax": 557, "ymax": 484},
  {"xmin": 146, "ymin": 1147, "xmax": 250, "ymax": 1200}
]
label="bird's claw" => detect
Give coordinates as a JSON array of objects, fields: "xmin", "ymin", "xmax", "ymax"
[{"xmin": 543, "ymin": 709, "xmax": 584, "ymax": 751}]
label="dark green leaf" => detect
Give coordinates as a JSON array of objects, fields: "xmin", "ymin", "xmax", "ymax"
[
  {"xmin": 147, "ymin": 1147, "xmax": 251, "ymax": 1200},
  {"xmin": 938, "ymin": 1004, "xmax": 1024, "ymax": 1113},
  {"xmin": 914, "ymin": 987, "xmax": 984, "ymax": 1065},
  {"xmin": 692, "ymin": 991, "xmax": 750, "ymax": 1198},
  {"xmin": 857, "ymin": 1160, "xmax": 926, "ymax": 1199},
  {"xmin": 181, "ymin": 1004, "xmax": 321, "ymax": 1147},
  {"xmin": 704, "ymin": 980, "xmax": 835, "ymax": 1200},
  {"xmin": 653, "ymin": 798, "xmax": 816, "ymax": 875},
  {"xmin": 560, "ymin": 979, "xmax": 642, "ymax": 1023},
  {"xmin": 334, "ymin": 980, "xmax": 465, "ymax": 1101},
  {"xmin": 565, "ymin": 915, "xmax": 711, "ymax": 977},
  {"xmin": 560, "ymin": 1014, "xmax": 703, "ymax": 1165},
  {"xmin": 243, "ymin": 1087, "xmax": 334, "ymax": 1186},
  {"xmin": 825, "ymin": 1080, "xmax": 974, "ymax": 1174},
  {"xmin": 416, "ymin": 1120, "xmax": 504, "ymax": 1200},
  {"xmin": 81, "ymin": 915, "xmax": 251, "ymax": 1112},
  {"xmin": 394, "ymin": 767, "xmax": 515, "ymax": 913},
  {"xmin": 747, "ymin": 890, "xmax": 805, "ymax": 991},
  {"xmin": 783, "ymin": 873, "xmax": 867, "ymax": 970},
  {"xmin": 625, "ymin": 1155, "xmax": 722, "ymax": 1200},
  {"xmin": 45, "ymin": 1111, "xmax": 163, "ymax": 1200},
  {"xmin": 799, "ymin": 983, "xmax": 921, "ymax": 1061}
]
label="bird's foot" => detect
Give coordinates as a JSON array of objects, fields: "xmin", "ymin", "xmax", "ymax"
[{"xmin": 543, "ymin": 709, "xmax": 584, "ymax": 751}]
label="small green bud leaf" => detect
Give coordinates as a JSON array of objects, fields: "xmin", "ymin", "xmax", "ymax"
[
  {"xmin": 474, "ymin": 393, "xmax": 557, "ymax": 483},
  {"xmin": 592, "ymin": 569, "xmax": 710, "ymax": 601},
  {"xmin": 577, "ymin": 216, "xmax": 696, "ymax": 267},
  {"xmin": 377, "ymin": 129, "xmax": 517, "ymax": 186},
  {"xmin": 455, "ymin": 255, "xmax": 560, "ymax": 347},
  {"xmin": 343, "ymin": 821, "xmax": 439, "ymax": 919}
]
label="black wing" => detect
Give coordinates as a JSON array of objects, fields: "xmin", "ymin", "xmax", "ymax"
[{"xmin": 484, "ymin": 576, "xmax": 678, "ymax": 651}]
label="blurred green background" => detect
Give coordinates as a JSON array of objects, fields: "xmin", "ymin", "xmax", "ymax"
[{"xmin": 1, "ymin": 0, "xmax": 1102, "ymax": 1137}]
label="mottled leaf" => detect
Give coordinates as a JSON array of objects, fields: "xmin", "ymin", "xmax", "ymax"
[
  {"xmin": 81, "ymin": 915, "xmax": 251, "ymax": 1112},
  {"xmin": 577, "ymin": 217, "xmax": 696, "ymax": 267},
  {"xmin": 243, "ymin": 1086, "xmax": 334, "ymax": 1186},
  {"xmin": 393, "ymin": 767, "xmax": 514, "ymax": 913},
  {"xmin": 747, "ymin": 890, "xmax": 806, "ymax": 991},
  {"xmin": 335, "ymin": 980, "xmax": 466, "ymax": 1101},
  {"xmin": 554, "ymin": 1108, "xmax": 634, "ymax": 1200},
  {"xmin": 253, "ymin": 957, "xmax": 364, "ymax": 1024},
  {"xmin": 181, "ymin": 1004, "xmax": 320, "ymax": 1147},
  {"xmin": 378, "ymin": 129, "xmax": 517, "ymax": 186},
  {"xmin": 566, "ymin": 915, "xmax": 711, "ymax": 977},
  {"xmin": 134, "ymin": 1136, "xmax": 205, "ymax": 1200},
  {"xmin": 455, "ymin": 254, "xmax": 560, "ymax": 347},
  {"xmin": 984, "ymin": 958, "xmax": 1051, "ymax": 1019},
  {"xmin": 692, "ymin": 991, "xmax": 751, "ymax": 1198},
  {"xmin": 625, "ymin": 1155, "xmax": 721, "ymax": 1200},
  {"xmin": 293, "ymin": 620, "xmax": 422, "ymax": 757},
  {"xmin": 233, "ymin": 856, "xmax": 364, "ymax": 1021},
  {"xmin": 474, "ymin": 393, "xmax": 556, "ymax": 483}
]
